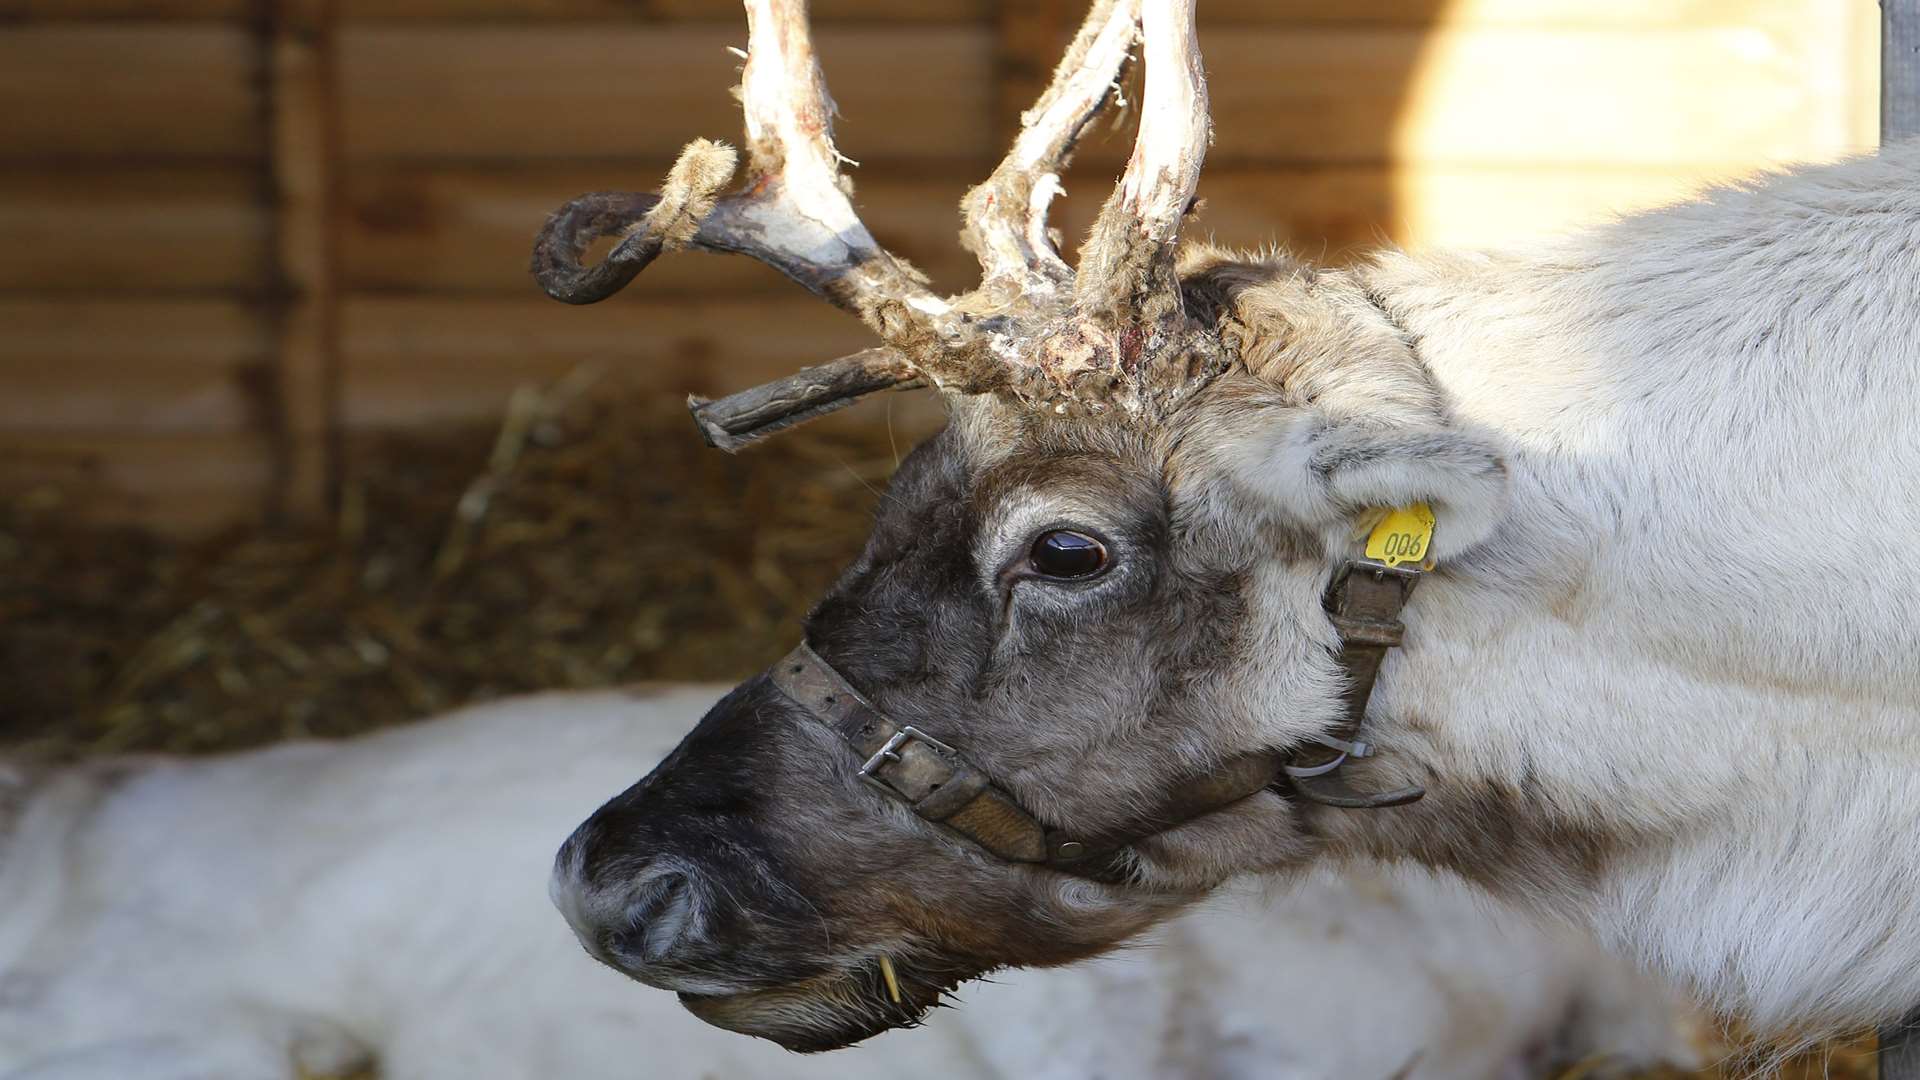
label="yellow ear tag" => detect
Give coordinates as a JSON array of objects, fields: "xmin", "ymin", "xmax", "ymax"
[{"xmin": 1364, "ymin": 503, "xmax": 1437, "ymax": 568}]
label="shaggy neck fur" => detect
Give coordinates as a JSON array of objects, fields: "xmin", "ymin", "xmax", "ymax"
[{"xmin": 1279, "ymin": 143, "xmax": 1920, "ymax": 1040}]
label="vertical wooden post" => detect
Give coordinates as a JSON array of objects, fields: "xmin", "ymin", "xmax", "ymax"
[
  {"xmin": 1889, "ymin": 1017, "xmax": 1920, "ymax": 1080},
  {"xmin": 1877, "ymin": 0, "xmax": 1919, "ymax": 1070},
  {"xmin": 1883, "ymin": 10, "xmax": 1920, "ymax": 1073},
  {"xmin": 266, "ymin": 0, "xmax": 341, "ymax": 521},
  {"xmin": 1888, "ymin": 0, "xmax": 1920, "ymax": 141}
]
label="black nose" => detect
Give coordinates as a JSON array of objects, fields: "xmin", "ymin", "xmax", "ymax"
[
  {"xmin": 552, "ymin": 821, "xmax": 708, "ymax": 973},
  {"xmin": 550, "ymin": 674, "xmax": 802, "ymax": 988},
  {"xmin": 607, "ymin": 869, "xmax": 699, "ymax": 965}
]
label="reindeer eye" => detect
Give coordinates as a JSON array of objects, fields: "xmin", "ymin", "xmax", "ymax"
[{"xmin": 1027, "ymin": 530, "xmax": 1109, "ymax": 580}]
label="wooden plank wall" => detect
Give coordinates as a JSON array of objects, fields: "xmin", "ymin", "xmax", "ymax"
[{"xmin": 0, "ymin": 0, "xmax": 1881, "ymax": 532}]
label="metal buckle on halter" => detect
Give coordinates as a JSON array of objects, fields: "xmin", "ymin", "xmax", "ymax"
[{"xmin": 858, "ymin": 725, "xmax": 956, "ymax": 795}]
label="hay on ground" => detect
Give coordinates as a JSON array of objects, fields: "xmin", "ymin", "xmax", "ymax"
[{"xmin": 0, "ymin": 373, "xmax": 903, "ymax": 756}]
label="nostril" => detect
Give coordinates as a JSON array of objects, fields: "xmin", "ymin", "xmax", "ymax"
[{"xmin": 611, "ymin": 871, "xmax": 699, "ymax": 965}]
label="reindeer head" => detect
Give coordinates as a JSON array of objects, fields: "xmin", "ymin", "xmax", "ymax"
[{"xmin": 544, "ymin": 0, "xmax": 1510, "ymax": 1052}]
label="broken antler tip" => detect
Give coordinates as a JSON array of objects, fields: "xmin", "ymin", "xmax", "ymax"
[{"xmin": 685, "ymin": 349, "xmax": 922, "ymax": 453}]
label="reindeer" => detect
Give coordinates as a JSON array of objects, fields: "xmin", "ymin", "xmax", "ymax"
[{"xmin": 537, "ymin": 0, "xmax": 1920, "ymax": 1055}]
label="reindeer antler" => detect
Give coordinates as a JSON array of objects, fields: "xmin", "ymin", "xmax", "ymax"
[
  {"xmin": 1078, "ymin": 0, "xmax": 1210, "ymax": 316},
  {"xmin": 1037, "ymin": 0, "xmax": 1224, "ymax": 404},
  {"xmin": 533, "ymin": 0, "xmax": 946, "ymax": 325},
  {"xmin": 533, "ymin": 0, "xmax": 1220, "ymax": 448},
  {"xmin": 959, "ymin": 0, "xmax": 1143, "ymax": 303}
]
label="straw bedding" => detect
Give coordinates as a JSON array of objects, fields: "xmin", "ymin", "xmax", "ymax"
[{"xmin": 1, "ymin": 375, "xmax": 897, "ymax": 756}]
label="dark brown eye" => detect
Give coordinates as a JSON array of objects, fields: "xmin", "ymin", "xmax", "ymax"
[{"xmin": 1027, "ymin": 530, "xmax": 1109, "ymax": 579}]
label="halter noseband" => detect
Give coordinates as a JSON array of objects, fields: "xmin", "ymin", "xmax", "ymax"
[{"xmin": 770, "ymin": 556, "xmax": 1427, "ymax": 883}]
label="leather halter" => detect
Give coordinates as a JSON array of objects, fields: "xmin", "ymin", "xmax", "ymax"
[
  {"xmin": 1284, "ymin": 559, "xmax": 1429, "ymax": 809},
  {"xmin": 769, "ymin": 556, "xmax": 1426, "ymax": 882}
]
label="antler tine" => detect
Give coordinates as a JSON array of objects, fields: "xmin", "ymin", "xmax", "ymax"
[
  {"xmin": 531, "ymin": 140, "xmax": 738, "ymax": 306},
  {"xmin": 715, "ymin": 0, "xmax": 948, "ymax": 324},
  {"xmin": 1072, "ymin": 0, "xmax": 1210, "ymax": 322},
  {"xmin": 533, "ymin": 0, "xmax": 976, "ymax": 446},
  {"xmin": 958, "ymin": 0, "xmax": 1141, "ymax": 299},
  {"xmin": 535, "ymin": 0, "xmax": 1221, "ymax": 445},
  {"xmin": 533, "ymin": 0, "xmax": 945, "ymax": 330},
  {"xmin": 688, "ymin": 347, "xmax": 926, "ymax": 452}
]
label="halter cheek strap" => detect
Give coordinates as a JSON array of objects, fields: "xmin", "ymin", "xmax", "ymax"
[
  {"xmin": 772, "ymin": 645, "xmax": 1056, "ymax": 866},
  {"xmin": 768, "ymin": 555, "xmax": 1428, "ymax": 879},
  {"xmin": 1283, "ymin": 558, "xmax": 1428, "ymax": 809},
  {"xmin": 771, "ymin": 644, "xmax": 1282, "ymax": 884}
]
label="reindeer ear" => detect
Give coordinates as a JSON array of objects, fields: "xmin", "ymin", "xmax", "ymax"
[{"xmin": 1228, "ymin": 413, "xmax": 1509, "ymax": 562}]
